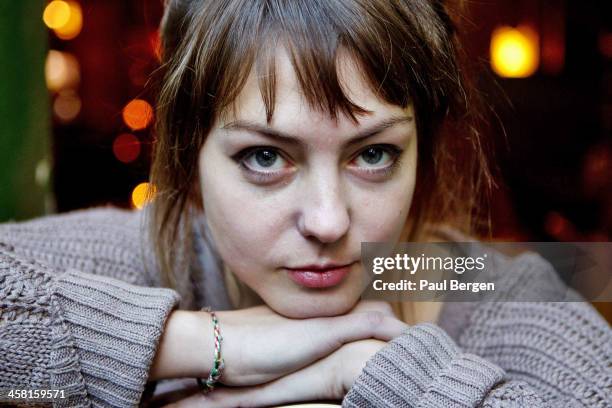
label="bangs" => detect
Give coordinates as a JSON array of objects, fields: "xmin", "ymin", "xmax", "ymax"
[
  {"xmin": 152, "ymin": 0, "xmax": 493, "ymax": 287},
  {"xmin": 181, "ymin": 0, "xmax": 454, "ymax": 126}
]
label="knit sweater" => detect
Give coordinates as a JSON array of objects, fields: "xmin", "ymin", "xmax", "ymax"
[{"xmin": 0, "ymin": 206, "xmax": 610, "ymax": 407}]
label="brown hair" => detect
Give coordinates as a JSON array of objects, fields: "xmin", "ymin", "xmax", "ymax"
[{"xmin": 148, "ymin": 0, "xmax": 494, "ymax": 299}]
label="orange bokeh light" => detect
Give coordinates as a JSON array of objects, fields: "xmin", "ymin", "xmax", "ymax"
[
  {"xmin": 55, "ymin": 1, "xmax": 83, "ymax": 40},
  {"xmin": 490, "ymin": 25, "xmax": 539, "ymax": 78},
  {"xmin": 43, "ymin": 1, "xmax": 83, "ymax": 40},
  {"xmin": 122, "ymin": 99, "xmax": 154, "ymax": 131},
  {"xmin": 43, "ymin": 1, "xmax": 70, "ymax": 29},
  {"xmin": 131, "ymin": 182, "xmax": 157, "ymax": 210}
]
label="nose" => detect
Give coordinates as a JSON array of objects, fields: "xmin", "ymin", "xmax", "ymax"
[{"xmin": 297, "ymin": 170, "xmax": 350, "ymax": 243}]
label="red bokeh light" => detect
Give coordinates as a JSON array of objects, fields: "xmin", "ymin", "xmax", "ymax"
[{"xmin": 113, "ymin": 133, "xmax": 141, "ymax": 163}]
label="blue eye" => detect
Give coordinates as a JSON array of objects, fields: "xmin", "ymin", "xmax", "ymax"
[
  {"xmin": 359, "ymin": 147, "xmax": 386, "ymax": 165},
  {"xmin": 353, "ymin": 145, "xmax": 400, "ymax": 169},
  {"xmin": 232, "ymin": 147, "xmax": 292, "ymax": 184},
  {"xmin": 242, "ymin": 148, "xmax": 287, "ymax": 171},
  {"xmin": 233, "ymin": 144, "xmax": 403, "ymax": 185}
]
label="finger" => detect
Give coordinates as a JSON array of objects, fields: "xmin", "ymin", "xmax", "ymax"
[
  {"xmin": 310, "ymin": 311, "xmax": 408, "ymax": 353},
  {"xmin": 243, "ymin": 312, "xmax": 405, "ymax": 384},
  {"xmin": 338, "ymin": 311, "xmax": 408, "ymax": 341},
  {"xmin": 173, "ymin": 354, "xmax": 341, "ymax": 408},
  {"xmin": 348, "ymin": 300, "xmax": 396, "ymax": 317},
  {"xmin": 164, "ymin": 384, "xmax": 301, "ymax": 408}
]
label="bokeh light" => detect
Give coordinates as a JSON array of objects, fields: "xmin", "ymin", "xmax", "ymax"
[
  {"xmin": 113, "ymin": 133, "xmax": 141, "ymax": 163},
  {"xmin": 544, "ymin": 211, "xmax": 576, "ymax": 241},
  {"xmin": 150, "ymin": 30, "xmax": 162, "ymax": 61},
  {"xmin": 35, "ymin": 159, "xmax": 50, "ymax": 188},
  {"xmin": 122, "ymin": 99, "xmax": 154, "ymax": 130},
  {"xmin": 131, "ymin": 182, "xmax": 156, "ymax": 209},
  {"xmin": 54, "ymin": 1, "xmax": 83, "ymax": 40},
  {"xmin": 53, "ymin": 90, "xmax": 81, "ymax": 122},
  {"xmin": 490, "ymin": 26, "xmax": 539, "ymax": 78},
  {"xmin": 45, "ymin": 50, "xmax": 80, "ymax": 92},
  {"xmin": 43, "ymin": 1, "xmax": 70, "ymax": 29}
]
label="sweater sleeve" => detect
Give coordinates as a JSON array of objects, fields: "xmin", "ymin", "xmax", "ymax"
[
  {"xmin": 343, "ymin": 251, "xmax": 612, "ymax": 408},
  {"xmin": 342, "ymin": 323, "xmax": 544, "ymax": 407},
  {"xmin": 0, "ymin": 239, "xmax": 180, "ymax": 406}
]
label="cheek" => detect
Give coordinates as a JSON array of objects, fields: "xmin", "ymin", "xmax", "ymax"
[
  {"xmin": 199, "ymin": 157, "xmax": 287, "ymax": 271},
  {"xmin": 352, "ymin": 166, "xmax": 416, "ymax": 242}
]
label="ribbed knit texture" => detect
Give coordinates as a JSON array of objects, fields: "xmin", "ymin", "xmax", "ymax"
[
  {"xmin": 0, "ymin": 207, "xmax": 180, "ymax": 407},
  {"xmin": 342, "ymin": 250, "xmax": 612, "ymax": 407},
  {"xmin": 1, "ymin": 206, "xmax": 611, "ymax": 407},
  {"xmin": 342, "ymin": 323, "xmax": 506, "ymax": 407}
]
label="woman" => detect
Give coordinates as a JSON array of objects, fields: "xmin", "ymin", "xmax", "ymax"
[{"xmin": 0, "ymin": 0, "xmax": 610, "ymax": 407}]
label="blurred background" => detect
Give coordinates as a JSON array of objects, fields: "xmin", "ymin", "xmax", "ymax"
[{"xmin": 0, "ymin": 1, "xmax": 610, "ymax": 314}]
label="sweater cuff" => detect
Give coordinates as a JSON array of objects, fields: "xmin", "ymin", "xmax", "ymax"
[
  {"xmin": 343, "ymin": 323, "xmax": 505, "ymax": 408},
  {"xmin": 50, "ymin": 269, "xmax": 180, "ymax": 407}
]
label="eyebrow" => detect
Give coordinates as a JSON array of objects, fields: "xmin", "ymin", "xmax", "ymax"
[{"xmin": 221, "ymin": 115, "xmax": 413, "ymax": 147}]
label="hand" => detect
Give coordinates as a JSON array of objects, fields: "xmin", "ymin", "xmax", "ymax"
[
  {"xmin": 217, "ymin": 300, "xmax": 406, "ymax": 386},
  {"xmin": 161, "ymin": 301, "xmax": 404, "ymax": 407},
  {"xmin": 163, "ymin": 338, "xmax": 388, "ymax": 408}
]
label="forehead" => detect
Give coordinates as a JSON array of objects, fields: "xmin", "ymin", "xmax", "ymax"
[{"xmin": 218, "ymin": 47, "xmax": 410, "ymax": 135}]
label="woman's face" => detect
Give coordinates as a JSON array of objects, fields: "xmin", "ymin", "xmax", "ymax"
[{"xmin": 199, "ymin": 48, "xmax": 417, "ymax": 318}]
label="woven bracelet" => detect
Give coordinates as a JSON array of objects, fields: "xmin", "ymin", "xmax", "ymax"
[{"xmin": 197, "ymin": 307, "xmax": 225, "ymax": 394}]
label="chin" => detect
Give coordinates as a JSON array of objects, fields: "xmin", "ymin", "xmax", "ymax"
[{"xmin": 264, "ymin": 290, "xmax": 361, "ymax": 319}]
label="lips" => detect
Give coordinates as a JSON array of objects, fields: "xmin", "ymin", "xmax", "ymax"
[{"xmin": 285, "ymin": 262, "xmax": 354, "ymax": 288}]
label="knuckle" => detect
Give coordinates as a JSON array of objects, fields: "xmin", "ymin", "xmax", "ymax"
[
  {"xmin": 364, "ymin": 310, "xmax": 385, "ymax": 328},
  {"xmin": 376, "ymin": 301, "xmax": 395, "ymax": 315},
  {"xmin": 360, "ymin": 300, "xmax": 395, "ymax": 316}
]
